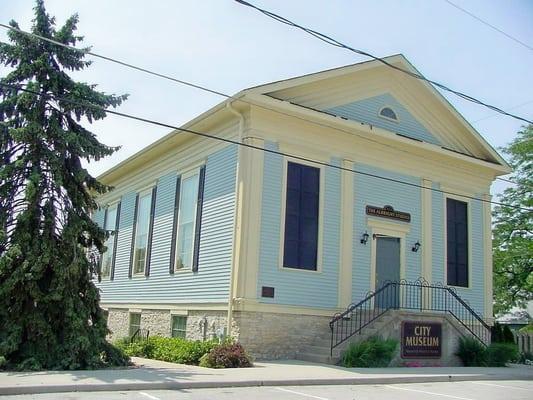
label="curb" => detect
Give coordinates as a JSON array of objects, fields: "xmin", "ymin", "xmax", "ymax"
[{"xmin": 0, "ymin": 373, "xmax": 529, "ymax": 395}]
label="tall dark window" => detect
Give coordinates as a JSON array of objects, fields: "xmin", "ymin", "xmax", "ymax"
[
  {"xmin": 447, "ymin": 198, "xmax": 468, "ymax": 287},
  {"xmin": 283, "ymin": 162, "xmax": 320, "ymax": 271}
]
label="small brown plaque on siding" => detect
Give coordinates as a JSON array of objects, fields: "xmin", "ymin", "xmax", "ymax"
[
  {"xmin": 261, "ymin": 286, "xmax": 275, "ymax": 298},
  {"xmin": 366, "ymin": 205, "xmax": 411, "ymax": 222},
  {"xmin": 401, "ymin": 321, "xmax": 442, "ymax": 358}
]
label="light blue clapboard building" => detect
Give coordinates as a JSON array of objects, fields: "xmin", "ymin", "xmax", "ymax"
[{"xmin": 94, "ymin": 55, "xmax": 510, "ymax": 364}]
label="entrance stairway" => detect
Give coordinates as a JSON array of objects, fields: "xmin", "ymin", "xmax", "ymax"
[
  {"xmin": 296, "ymin": 312, "xmax": 395, "ymax": 364},
  {"xmin": 297, "ymin": 279, "xmax": 491, "ymax": 365}
]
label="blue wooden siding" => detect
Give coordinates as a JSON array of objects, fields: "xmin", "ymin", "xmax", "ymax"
[
  {"xmin": 257, "ymin": 142, "xmax": 341, "ymax": 308},
  {"xmin": 325, "ymin": 93, "xmax": 442, "ymax": 145},
  {"xmin": 352, "ymin": 165, "xmax": 422, "ymax": 302},
  {"xmin": 431, "ymin": 185, "xmax": 485, "ymax": 316},
  {"xmin": 96, "ymin": 145, "xmax": 238, "ymax": 303}
]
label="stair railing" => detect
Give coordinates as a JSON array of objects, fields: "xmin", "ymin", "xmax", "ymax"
[
  {"xmin": 329, "ymin": 279, "xmax": 491, "ymax": 355},
  {"xmin": 130, "ymin": 328, "xmax": 150, "ymax": 343}
]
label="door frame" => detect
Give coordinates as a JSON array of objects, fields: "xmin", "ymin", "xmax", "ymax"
[{"xmin": 368, "ymin": 219, "xmax": 409, "ymax": 293}]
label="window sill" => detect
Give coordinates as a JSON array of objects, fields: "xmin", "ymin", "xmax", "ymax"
[
  {"xmin": 172, "ymin": 268, "xmax": 193, "ymax": 275},
  {"xmin": 447, "ymin": 284, "xmax": 470, "ymax": 290},
  {"xmin": 279, "ymin": 265, "xmax": 322, "ymax": 274}
]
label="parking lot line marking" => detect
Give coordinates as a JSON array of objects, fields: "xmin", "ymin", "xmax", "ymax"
[
  {"xmin": 471, "ymin": 382, "xmax": 530, "ymax": 391},
  {"xmin": 275, "ymin": 387, "xmax": 330, "ymax": 400},
  {"xmin": 139, "ymin": 392, "xmax": 162, "ymax": 400},
  {"xmin": 384, "ymin": 385, "xmax": 475, "ymax": 400}
]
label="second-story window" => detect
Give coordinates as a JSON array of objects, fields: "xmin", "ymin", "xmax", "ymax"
[
  {"xmin": 175, "ymin": 172, "xmax": 200, "ymax": 270},
  {"xmin": 101, "ymin": 204, "xmax": 118, "ymax": 279},
  {"xmin": 133, "ymin": 190, "xmax": 153, "ymax": 275},
  {"xmin": 283, "ymin": 162, "xmax": 320, "ymax": 271}
]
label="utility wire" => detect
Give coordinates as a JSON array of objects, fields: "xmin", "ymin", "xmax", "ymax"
[
  {"xmin": 444, "ymin": 0, "xmax": 533, "ymax": 52},
  {"xmin": 0, "ymin": 25, "xmax": 519, "ymax": 186},
  {"xmin": 472, "ymin": 100, "xmax": 533, "ymax": 123},
  {"xmin": 1, "ymin": 82, "xmax": 531, "ymax": 213},
  {"xmin": 233, "ymin": 0, "xmax": 533, "ymax": 125}
]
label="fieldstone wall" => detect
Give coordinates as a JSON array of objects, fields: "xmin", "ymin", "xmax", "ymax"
[
  {"xmin": 185, "ymin": 311, "xmax": 231, "ymax": 341},
  {"xmin": 232, "ymin": 311, "xmax": 331, "ymax": 360},
  {"xmin": 106, "ymin": 308, "xmax": 129, "ymax": 341},
  {"xmin": 141, "ymin": 310, "xmax": 171, "ymax": 337},
  {"xmin": 104, "ymin": 308, "xmax": 231, "ymax": 342}
]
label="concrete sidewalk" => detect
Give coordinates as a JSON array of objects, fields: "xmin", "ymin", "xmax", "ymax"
[{"xmin": 1, "ymin": 357, "xmax": 532, "ymax": 395}]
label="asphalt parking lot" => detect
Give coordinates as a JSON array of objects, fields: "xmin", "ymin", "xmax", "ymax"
[{"xmin": 2, "ymin": 380, "xmax": 532, "ymax": 400}]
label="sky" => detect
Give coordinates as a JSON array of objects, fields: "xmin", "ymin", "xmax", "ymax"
[{"xmin": 1, "ymin": 0, "xmax": 532, "ymax": 198}]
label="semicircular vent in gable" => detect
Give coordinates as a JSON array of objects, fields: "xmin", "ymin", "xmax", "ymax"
[{"xmin": 379, "ymin": 106, "xmax": 398, "ymax": 122}]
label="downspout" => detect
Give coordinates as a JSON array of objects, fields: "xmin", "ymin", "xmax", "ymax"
[{"xmin": 226, "ymin": 100, "xmax": 244, "ymax": 338}]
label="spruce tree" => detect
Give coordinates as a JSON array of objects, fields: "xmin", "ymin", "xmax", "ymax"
[{"xmin": 0, "ymin": 0, "xmax": 129, "ymax": 370}]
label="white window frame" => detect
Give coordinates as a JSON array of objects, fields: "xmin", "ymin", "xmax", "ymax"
[
  {"xmin": 132, "ymin": 188, "xmax": 154, "ymax": 276},
  {"xmin": 278, "ymin": 157, "xmax": 325, "ymax": 274},
  {"xmin": 174, "ymin": 167, "xmax": 201, "ymax": 273},
  {"xmin": 101, "ymin": 202, "xmax": 119, "ymax": 279}
]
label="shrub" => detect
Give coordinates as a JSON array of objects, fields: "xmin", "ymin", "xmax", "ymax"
[
  {"xmin": 455, "ymin": 336, "xmax": 487, "ymax": 366},
  {"xmin": 199, "ymin": 341, "xmax": 253, "ymax": 368},
  {"xmin": 486, "ymin": 343, "xmax": 519, "ymax": 367},
  {"xmin": 100, "ymin": 342, "xmax": 131, "ymax": 368},
  {"xmin": 502, "ymin": 325, "xmax": 515, "ymax": 344},
  {"xmin": 517, "ymin": 351, "xmax": 533, "ymax": 364},
  {"xmin": 114, "ymin": 336, "xmax": 217, "ymax": 365},
  {"xmin": 342, "ymin": 336, "xmax": 398, "ymax": 368},
  {"xmin": 518, "ymin": 324, "xmax": 533, "ymax": 333}
]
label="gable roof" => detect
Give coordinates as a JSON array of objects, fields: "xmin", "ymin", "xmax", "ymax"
[
  {"xmin": 99, "ymin": 54, "xmax": 510, "ymax": 183},
  {"xmin": 244, "ymin": 54, "xmax": 509, "ymax": 169}
]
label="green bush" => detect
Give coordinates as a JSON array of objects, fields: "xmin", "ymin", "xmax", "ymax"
[
  {"xmin": 491, "ymin": 323, "xmax": 516, "ymax": 344},
  {"xmin": 114, "ymin": 336, "xmax": 217, "ymax": 365},
  {"xmin": 342, "ymin": 336, "xmax": 398, "ymax": 368},
  {"xmin": 486, "ymin": 343, "xmax": 519, "ymax": 367},
  {"xmin": 455, "ymin": 337, "xmax": 487, "ymax": 366},
  {"xmin": 518, "ymin": 324, "xmax": 533, "ymax": 333},
  {"xmin": 455, "ymin": 337, "xmax": 519, "ymax": 367},
  {"xmin": 199, "ymin": 341, "xmax": 253, "ymax": 368},
  {"xmin": 100, "ymin": 342, "xmax": 131, "ymax": 368},
  {"xmin": 502, "ymin": 325, "xmax": 515, "ymax": 344},
  {"xmin": 517, "ymin": 351, "xmax": 533, "ymax": 364}
]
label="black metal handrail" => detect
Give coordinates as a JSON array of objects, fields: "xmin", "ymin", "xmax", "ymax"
[
  {"xmin": 329, "ymin": 279, "xmax": 491, "ymax": 355},
  {"xmin": 130, "ymin": 328, "xmax": 150, "ymax": 343}
]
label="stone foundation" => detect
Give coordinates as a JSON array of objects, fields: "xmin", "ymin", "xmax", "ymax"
[
  {"xmin": 107, "ymin": 308, "xmax": 129, "ymax": 341},
  {"xmin": 367, "ymin": 310, "xmax": 467, "ymax": 367},
  {"xmin": 105, "ymin": 306, "xmax": 471, "ymax": 366},
  {"xmin": 104, "ymin": 307, "xmax": 230, "ymax": 342},
  {"xmin": 232, "ymin": 311, "xmax": 331, "ymax": 360}
]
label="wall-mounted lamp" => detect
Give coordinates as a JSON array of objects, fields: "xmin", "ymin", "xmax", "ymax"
[
  {"xmin": 412, "ymin": 241, "xmax": 421, "ymax": 252},
  {"xmin": 360, "ymin": 231, "xmax": 369, "ymax": 245}
]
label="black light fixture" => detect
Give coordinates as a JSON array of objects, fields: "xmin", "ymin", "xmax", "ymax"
[
  {"xmin": 412, "ymin": 241, "xmax": 421, "ymax": 252},
  {"xmin": 360, "ymin": 231, "xmax": 369, "ymax": 245}
]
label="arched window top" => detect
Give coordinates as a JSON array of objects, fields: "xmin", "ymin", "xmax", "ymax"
[{"xmin": 379, "ymin": 106, "xmax": 398, "ymax": 122}]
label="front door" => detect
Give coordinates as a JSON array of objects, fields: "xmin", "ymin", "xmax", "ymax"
[{"xmin": 375, "ymin": 236, "xmax": 401, "ymax": 309}]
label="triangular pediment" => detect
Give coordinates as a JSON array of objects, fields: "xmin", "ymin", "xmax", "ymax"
[
  {"xmin": 325, "ymin": 93, "xmax": 442, "ymax": 146},
  {"xmin": 244, "ymin": 55, "xmax": 508, "ymax": 168}
]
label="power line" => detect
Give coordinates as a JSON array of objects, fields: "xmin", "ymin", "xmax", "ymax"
[
  {"xmin": 444, "ymin": 0, "xmax": 533, "ymax": 52},
  {"xmin": 233, "ymin": 0, "xmax": 533, "ymax": 125},
  {"xmin": 1, "ymin": 82, "xmax": 531, "ymax": 213},
  {"xmin": 0, "ymin": 25, "xmax": 517, "ymax": 185},
  {"xmin": 472, "ymin": 100, "xmax": 533, "ymax": 123}
]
